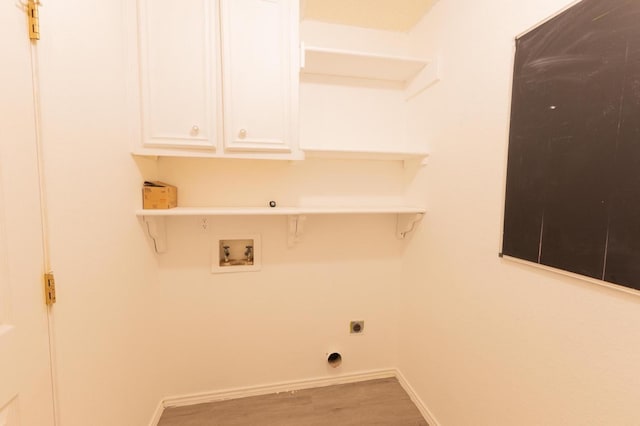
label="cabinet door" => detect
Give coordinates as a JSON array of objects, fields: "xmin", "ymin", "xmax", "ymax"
[
  {"xmin": 221, "ymin": 0, "xmax": 298, "ymax": 153},
  {"xmin": 138, "ymin": 0, "xmax": 217, "ymax": 149}
]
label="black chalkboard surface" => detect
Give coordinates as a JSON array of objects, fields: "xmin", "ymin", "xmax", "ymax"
[{"xmin": 502, "ymin": 0, "xmax": 640, "ymax": 290}]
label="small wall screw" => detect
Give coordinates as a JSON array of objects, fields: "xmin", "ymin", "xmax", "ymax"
[{"xmin": 269, "ymin": 201, "xmax": 276, "ymax": 208}]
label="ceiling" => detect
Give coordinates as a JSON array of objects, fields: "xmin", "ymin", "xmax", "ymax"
[{"xmin": 301, "ymin": 0, "xmax": 436, "ymax": 32}]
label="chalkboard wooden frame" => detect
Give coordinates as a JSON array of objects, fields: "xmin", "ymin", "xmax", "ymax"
[{"xmin": 502, "ymin": 0, "xmax": 640, "ymax": 291}]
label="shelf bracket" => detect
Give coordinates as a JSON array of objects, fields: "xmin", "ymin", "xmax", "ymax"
[
  {"xmin": 396, "ymin": 213, "xmax": 424, "ymax": 239},
  {"xmin": 405, "ymin": 57, "xmax": 441, "ymax": 101},
  {"xmin": 142, "ymin": 216, "xmax": 167, "ymax": 253},
  {"xmin": 288, "ymin": 215, "xmax": 307, "ymax": 247},
  {"xmin": 403, "ymin": 156, "xmax": 429, "ymax": 169}
]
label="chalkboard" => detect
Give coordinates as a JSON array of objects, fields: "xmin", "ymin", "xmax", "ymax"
[{"xmin": 502, "ymin": 0, "xmax": 640, "ymax": 290}]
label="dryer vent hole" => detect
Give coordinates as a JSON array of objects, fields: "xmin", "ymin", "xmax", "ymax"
[{"xmin": 327, "ymin": 352, "xmax": 342, "ymax": 368}]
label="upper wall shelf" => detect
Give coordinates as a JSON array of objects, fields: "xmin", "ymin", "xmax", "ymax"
[
  {"xmin": 303, "ymin": 148, "xmax": 429, "ymax": 163},
  {"xmin": 301, "ymin": 45, "xmax": 428, "ymax": 84},
  {"xmin": 136, "ymin": 206, "xmax": 425, "ymax": 252}
]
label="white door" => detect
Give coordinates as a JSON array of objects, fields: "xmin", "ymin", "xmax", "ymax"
[{"xmin": 0, "ymin": 3, "xmax": 56, "ymax": 426}]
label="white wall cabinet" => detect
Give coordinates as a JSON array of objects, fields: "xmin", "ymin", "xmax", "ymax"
[
  {"xmin": 138, "ymin": 0, "xmax": 216, "ymax": 150},
  {"xmin": 130, "ymin": 0, "xmax": 300, "ymax": 159},
  {"xmin": 221, "ymin": 0, "xmax": 296, "ymax": 154}
]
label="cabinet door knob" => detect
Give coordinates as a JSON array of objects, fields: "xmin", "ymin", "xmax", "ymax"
[
  {"xmin": 238, "ymin": 129, "xmax": 247, "ymax": 139},
  {"xmin": 191, "ymin": 125, "xmax": 200, "ymax": 136}
]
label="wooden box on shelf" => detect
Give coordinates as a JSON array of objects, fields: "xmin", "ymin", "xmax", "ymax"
[{"xmin": 142, "ymin": 181, "xmax": 177, "ymax": 209}]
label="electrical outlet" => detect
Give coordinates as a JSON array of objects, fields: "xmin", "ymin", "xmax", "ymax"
[
  {"xmin": 200, "ymin": 217, "xmax": 209, "ymax": 233},
  {"xmin": 350, "ymin": 320, "xmax": 364, "ymax": 334}
]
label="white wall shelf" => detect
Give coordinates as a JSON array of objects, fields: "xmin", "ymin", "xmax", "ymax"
[
  {"xmin": 302, "ymin": 45, "xmax": 427, "ymax": 84},
  {"xmin": 299, "ymin": 42, "xmax": 439, "ymax": 159},
  {"xmin": 137, "ymin": 206, "xmax": 425, "ymax": 252},
  {"xmin": 303, "ymin": 148, "xmax": 429, "ymax": 164},
  {"xmin": 135, "ymin": 206, "xmax": 425, "ymax": 216}
]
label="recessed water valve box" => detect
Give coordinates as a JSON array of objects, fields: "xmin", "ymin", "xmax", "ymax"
[{"xmin": 212, "ymin": 234, "xmax": 261, "ymax": 273}]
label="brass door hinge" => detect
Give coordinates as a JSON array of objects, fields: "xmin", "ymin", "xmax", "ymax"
[
  {"xmin": 44, "ymin": 272, "xmax": 56, "ymax": 305},
  {"xmin": 27, "ymin": 0, "xmax": 40, "ymax": 40}
]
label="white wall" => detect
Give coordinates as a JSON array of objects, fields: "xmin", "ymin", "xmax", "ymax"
[
  {"xmin": 37, "ymin": 2, "xmax": 162, "ymax": 425},
  {"xmin": 35, "ymin": 3, "xmax": 411, "ymax": 424},
  {"xmin": 147, "ymin": 20, "xmax": 413, "ymax": 403},
  {"xmin": 400, "ymin": 1, "xmax": 640, "ymax": 425},
  {"xmin": 151, "ymin": 157, "xmax": 406, "ymax": 397}
]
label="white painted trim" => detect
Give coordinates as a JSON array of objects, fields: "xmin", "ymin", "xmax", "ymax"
[
  {"xmin": 147, "ymin": 368, "xmax": 439, "ymax": 426},
  {"xmin": 395, "ymin": 369, "xmax": 441, "ymax": 426},
  {"xmin": 147, "ymin": 400, "xmax": 164, "ymax": 426},
  {"xmin": 163, "ymin": 369, "xmax": 396, "ymax": 409},
  {"xmin": 29, "ymin": 33, "xmax": 60, "ymax": 426}
]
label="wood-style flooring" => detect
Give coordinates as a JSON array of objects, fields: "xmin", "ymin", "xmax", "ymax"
[{"xmin": 158, "ymin": 377, "xmax": 428, "ymax": 426}]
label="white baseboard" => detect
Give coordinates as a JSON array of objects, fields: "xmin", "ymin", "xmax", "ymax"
[
  {"xmin": 164, "ymin": 368, "xmax": 396, "ymax": 409},
  {"xmin": 148, "ymin": 368, "xmax": 439, "ymax": 426},
  {"xmin": 147, "ymin": 399, "xmax": 164, "ymax": 426},
  {"xmin": 395, "ymin": 369, "xmax": 440, "ymax": 426}
]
